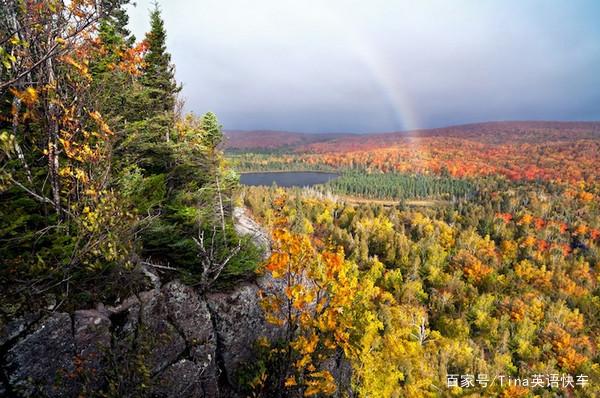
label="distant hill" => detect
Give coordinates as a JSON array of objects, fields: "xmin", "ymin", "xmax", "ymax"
[
  {"xmin": 302, "ymin": 121, "xmax": 600, "ymax": 153},
  {"xmin": 225, "ymin": 121, "xmax": 600, "ymax": 153},
  {"xmin": 224, "ymin": 130, "xmax": 356, "ymax": 151}
]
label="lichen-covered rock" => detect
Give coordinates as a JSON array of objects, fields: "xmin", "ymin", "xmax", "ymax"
[
  {"xmin": 162, "ymin": 281, "xmax": 218, "ymax": 395},
  {"xmin": 0, "ymin": 313, "xmax": 39, "ymax": 348},
  {"xmin": 107, "ymin": 289, "xmax": 187, "ymax": 377},
  {"xmin": 102, "ymin": 282, "xmax": 220, "ymax": 395},
  {"xmin": 73, "ymin": 309, "xmax": 111, "ymax": 391},
  {"xmin": 5, "ymin": 313, "xmax": 77, "ymax": 397},
  {"xmin": 163, "ymin": 282, "xmax": 215, "ymax": 362},
  {"xmin": 151, "ymin": 359, "xmax": 205, "ymax": 398},
  {"xmin": 138, "ymin": 289, "xmax": 187, "ymax": 376},
  {"xmin": 206, "ymin": 279, "xmax": 284, "ymax": 389},
  {"xmin": 233, "ymin": 207, "xmax": 271, "ymax": 259}
]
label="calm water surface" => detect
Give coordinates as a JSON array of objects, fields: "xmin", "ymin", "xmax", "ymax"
[{"xmin": 240, "ymin": 172, "xmax": 339, "ymax": 187}]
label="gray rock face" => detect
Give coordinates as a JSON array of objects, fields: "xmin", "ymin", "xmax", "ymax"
[
  {"xmin": 152, "ymin": 359, "xmax": 205, "ymax": 398},
  {"xmin": 5, "ymin": 313, "xmax": 77, "ymax": 397},
  {"xmin": 0, "ymin": 313, "xmax": 39, "ymax": 348},
  {"xmin": 0, "ymin": 281, "xmax": 220, "ymax": 397},
  {"xmin": 73, "ymin": 309, "xmax": 112, "ymax": 391},
  {"xmin": 138, "ymin": 288, "xmax": 187, "ymax": 375},
  {"xmin": 233, "ymin": 207, "xmax": 271, "ymax": 259},
  {"xmin": 106, "ymin": 282, "xmax": 219, "ymax": 395},
  {"xmin": 162, "ymin": 281, "xmax": 218, "ymax": 395},
  {"xmin": 206, "ymin": 280, "xmax": 284, "ymax": 388}
]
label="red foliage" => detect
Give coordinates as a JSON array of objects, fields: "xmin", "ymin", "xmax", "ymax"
[
  {"xmin": 495, "ymin": 213, "xmax": 513, "ymax": 224},
  {"xmin": 237, "ymin": 121, "xmax": 600, "ymax": 184}
]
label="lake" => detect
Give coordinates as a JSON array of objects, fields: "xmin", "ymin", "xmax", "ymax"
[{"xmin": 240, "ymin": 172, "xmax": 339, "ymax": 187}]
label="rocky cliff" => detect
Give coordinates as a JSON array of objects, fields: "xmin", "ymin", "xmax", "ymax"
[
  {"xmin": 0, "ymin": 209, "xmax": 351, "ymax": 397},
  {"xmin": 0, "ymin": 209, "xmax": 272, "ymax": 397},
  {"xmin": 0, "ymin": 276, "xmax": 288, "ymax": 397}
]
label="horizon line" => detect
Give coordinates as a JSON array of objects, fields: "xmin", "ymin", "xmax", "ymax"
[{"xmin": 224, "ymin": 119, "xmax": 600, "ymax": 136}]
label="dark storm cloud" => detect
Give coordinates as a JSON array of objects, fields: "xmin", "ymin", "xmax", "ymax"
[{"xmin": 127, "ymin": 0, "xmax": 600, "ymax": 133}]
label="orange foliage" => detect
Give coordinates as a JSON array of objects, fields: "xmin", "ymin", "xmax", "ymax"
[
  {"xmin": 574, "ymin": 224, "xmax": 588, "ymax": 236},
  {"xmin": 520, "ymin": 235, "xmax": 537, "ymax": 248},
  {"xmin": 454, "ymin": 250, "xmax": 492, "ymax": 283},
  {"xmin": 533, "ymin": 217, "xmax": 545, "ymax": 230},
  {"xmin": 519, "ymin": 214, "xmax": 533, "ymax": 226},
  {"xmin": 544, "ymin": 323, "xmax": 588, "ymax": 372},
  {"xmin": 235, "ymin": 122, "xmax": 600, "ymax": 184},
  {"xmin": 500, "ymin": 385, "xmax": 530, "ymax": 398},
  {"xmin": 495, "ymin": 213, "xmax": 513, "ymax": 224}
]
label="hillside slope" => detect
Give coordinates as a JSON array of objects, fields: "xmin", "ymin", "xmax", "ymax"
[{"xmin": 224, "ymin": 130, "xmax": 355, "ymax": 151}]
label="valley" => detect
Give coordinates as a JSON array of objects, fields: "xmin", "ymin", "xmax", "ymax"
[
  {"xmin": 2, "ymin": 0, "xmax": 599, "ymax": 397},
  {"xmin": 230, "ymin": 122, "xmax": 600, "ymax": 397}
]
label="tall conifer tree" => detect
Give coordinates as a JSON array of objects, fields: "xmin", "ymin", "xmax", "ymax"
[
  {"xmin": 120, "ymin": 3, "xmax": 180, "ymax": 174},
  {"xmin": 141, "ymin": 4, "xmax": 180, "ymax": 115}
]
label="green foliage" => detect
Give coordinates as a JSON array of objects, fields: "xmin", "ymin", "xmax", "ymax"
[
  {"xmin": 118, "ymin": 166, "xmax": 166, "ymax": 214},
  {"xmin": 0, "ymin": 1, "xmax": 256, "ymax": 322},
  {"xmin": 229, "ymin": 153, "xmax": 337, "ymax": 172},
  {"xmin": 141, "ymin": 4, "xmax": 180, "ymax": 115},
  {"xmin": 101, "ymin": 324, "xmax": 153, "ymax": 398},
  {"xmin": 215, "ymin": 236, "xmax": 264, "ymax": 288},
  {"xmin": 200, "ymin": 111, "xmax": 224, "ymax": 150},
  {"xmin": 328, "ymin": 171, "xmax": 475, "ymax": 200}
]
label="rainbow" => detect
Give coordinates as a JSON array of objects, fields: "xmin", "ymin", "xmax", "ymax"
[{"xmin": 315, "ymin": 5, "xmax": 421, "ymax": 133}]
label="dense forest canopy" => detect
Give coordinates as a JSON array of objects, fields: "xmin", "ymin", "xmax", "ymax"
[
  {"xmin": 1, "ymin": 1, "xmax": 599, "ymax": 398},
  {"xmin": 229, "ymin": 123, "xmax": 600, "ymax": 396},
  {"xmin": 237, "ymin": 172, "xmax": 599, "ymax": 397}
]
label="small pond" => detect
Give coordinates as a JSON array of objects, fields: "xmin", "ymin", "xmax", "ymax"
[{"xmin": 240, "ymin": 171, "xmax": 339, "ymax": 187}]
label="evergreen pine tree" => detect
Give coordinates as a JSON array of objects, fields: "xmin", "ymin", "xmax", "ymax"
[
  {"xmin": 92, "ymin": 0, "xmax": 135, "ymax": 110},
  {"xmin": 141, "ymin": 3, "xmax": 181, "ymax": 115},
  {"xmin": 118, "ymin": 4, "xmax": 180, "ymax": 174},
  {"xmin": 201, "ymin": 112, "xmax": 224, "ymax": 151},
  {"xmin": 100, "ymin": 0, "xmax": 135, "ymax": 46}
]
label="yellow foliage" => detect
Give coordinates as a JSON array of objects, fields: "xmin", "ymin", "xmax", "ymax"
[
  {"xmin": 519, "ymin": 213, "xmax": 533, "ymax": 225},
  {"xmin": 316, "ymin": 208, "xmax": 333, "ymax": 225},
  {"xmin": 284, "ymin": 376, "xmax": 297, "ymax": 387},
  {"xmin": 10, "ymin": 86, "xmax": 38, "ymax": 107}
]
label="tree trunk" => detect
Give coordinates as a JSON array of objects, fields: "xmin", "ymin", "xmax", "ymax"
[
  {"xmin": 215, "ymin": 173, "xmax": 226, "ymax": 236},
  {"xmin": 46, "ymin": 53, "xmax": 61, "ymax": 218},
  {"xmin": 11, "ymin": 97, "xmax": 33, "ymax": 184}
]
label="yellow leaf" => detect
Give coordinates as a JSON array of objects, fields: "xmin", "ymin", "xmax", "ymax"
[{"xmin": 284, "ymin": 376, "xmax": 297, "ymax": 387}]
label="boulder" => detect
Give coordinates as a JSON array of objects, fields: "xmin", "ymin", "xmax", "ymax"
[
  {"xmin": 0, "ymin": 313, "xmax": 39, "ymax": 348},
  {"xmin": 105, "ymin": 282, "xmax": 219, "ymax": 395},
  {"xmin": 106, "ymin": 289, "xmax": 188, "ymax": 377},
  {"xmin": 138, "ymin": 288, "xmax": 187, "ymax": 376},
  {"xmin": 233, "ymin": 207, "xmax": 271, "ymax": 259},
  {"xmin": 5, "ymin": 313, "xmax": 77, "ymax": 397}
]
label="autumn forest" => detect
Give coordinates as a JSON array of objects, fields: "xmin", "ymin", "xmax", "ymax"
[
  {"xmin": 229, "ymin": 120, "xmax": 600, "ymax": 397},
  {"xmin": 1, "ymin": 1, "xmax": 600, "ymax": 398}
]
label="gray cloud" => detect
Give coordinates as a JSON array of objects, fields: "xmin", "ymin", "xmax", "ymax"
[{"xmin": 127, "ymin": 0, "xmax": 600, "ymax": 133}]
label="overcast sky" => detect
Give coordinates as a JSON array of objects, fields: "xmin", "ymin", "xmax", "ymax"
[{"xmin": 127, "ymin": 0, "xmax": 600, "ymax": 133}]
